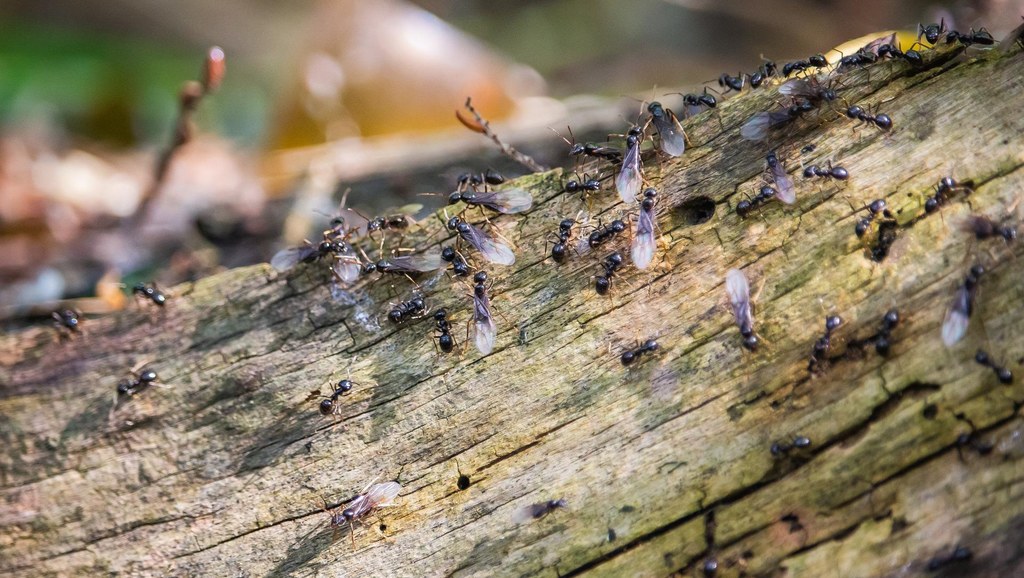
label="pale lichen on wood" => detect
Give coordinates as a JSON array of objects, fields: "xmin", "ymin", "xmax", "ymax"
[{"xmin": 1, "ymin": 41, "xmax": 1024, "ymax": 578}]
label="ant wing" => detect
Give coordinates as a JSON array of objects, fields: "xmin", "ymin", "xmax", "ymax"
[
  {"xmin": 470, "ymin": 188, "xmax": 534, "ymax": 214},
  {"xmin": 387, "ymin": 252, "xmax": 445, "ymax": 273},
  {"xmin": 472, "ymin": 296, "xmax": 497, "ymax": 355},
  {"xmin": 363, "ymin": 481, "xmax": 402, "ymax": 508},
  {"xmin": 651, "ymin": 109, "xmax": 686, "ymax": 157},
  {"xmin": 740, "ymin": 113, "xmax": 770, "ymax": 141},
  {"xmin": 271, "ymin": 245, "xmax": 317, "ymax": 272},
  {"xmin": 511, "ymin": 502, "xmax": 551, "ymax": 524},
  {"xmin": 616, "ymin": 141, "xmax": 643, "ymax": 203},
  {"xmin": 941, "ymin": 287, "xmax": 971, "ymax": 347},
  {"xmin": 725, "ymin": 269, "xmax": 753, "ymax": 330},
  {"xmin": 461, "ymin": 224, "xmax": 516, "ymax": 266},
  {"xmin": 778, "ymin": 79, "xmax": 815, "ymax": 99},
  {"xmin": 630, "ymin": 209, "xmax": 657, "ymax": 270}
]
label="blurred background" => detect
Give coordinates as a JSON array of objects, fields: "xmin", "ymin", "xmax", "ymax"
[{"xmin": 1, "ymin": 0, "xmax": 1021, "ymax": 323}]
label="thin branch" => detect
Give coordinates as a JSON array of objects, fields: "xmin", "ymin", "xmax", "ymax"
[{"xmin": 456, "ymin": 97, "xmax": 547, "ymax": 173}]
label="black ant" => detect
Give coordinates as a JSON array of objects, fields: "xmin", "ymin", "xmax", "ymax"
[
  {"xmin": 314, "ymin": 379, "xmax": 354, "ymax": 415},
  {"xmin": 388, "ymin": 296, "xmax": 426, "ymax": 324},
  {"xmin": 749, "ymin": 60, "xmax": 779, "ymax": 88},
  {"xmin": 117, "ymin": 367, "xmax": 160, "ymax": 397},
  {"xmin": 855, "ymin": 199, "xmax": 894, "ymax": 237},
  {"xmin": 808, "ymin": 315, "xmax": 842, "ymax": 372},
  {"xmin": 457, "ymin": 169, "xmax": 505, "ymax": 188},
  {"xmin": 550, "ymin": 218, "xmax": 576, "ymax": 263},
  {"xmin": 621, "ymin": 338, "xmax": 659, "ymax": 366},
  {"xmin": 946, "ymin": 28, "xmax": 995, "ymax": 47},
  {"xmin": 877, "ymin": 42, "xmax": 924, "ymax": 66},
  {"xmin": 565, "ymin": 174, "xmax": 601, "ymax": 195},
  {"xmin": 962, "ymin": 215, "xmax": 1017, "ymax": 242},
  {"xmin": 433, "ymin": 308, "xmax": 456, "ymax": 353},
  {"xmin": 846, "ymin": 309, "xmax": 900, "ymax": 356},
  {"xmin": 52, "ymin": 308, "xmax": 82, "ymax": 337},
  {"xmin": 736, "ymin": 185, "xmax": 777, "ymax": 218},
  {"xmin": 595, "ymin": 252, "xmax": 624, "ymax": 295},
  {"xmin": 587, "ymin": 219, "xmax": 627, "ymax": 249},
  {"xmin": 925, "ymin": 545, "xmax": 972, "ymax": 571},
  {"xmin": 975, "ymin": 349, "xmax": 1013, "ymax": 384},
  {"xmin": 803, "ymin": 163, "xmax": 849, "ymax": 180},
  {"xmin": 553, "ymin": 127, "xmax": 622, "ymax": 163},
  {"xmin": 441, "ymin": 246, "xmax": 471, "ymax": 277},
  {"xmin": 918, "ymin": 19, "xmax": 947, "ymax": 45},
  {"xmin": 836, "ymin": 47, "xmax": 878, "ymax": 71},
  {"xmin": 770, "ymin": 435, "xmax": 812, "ymax": 456},
  {"xmin": 925, "ymin": 176, "xmax": 973, "ymax": 213},
  {"xmin": 845, "ymin": 105, "xmax": 892, "ymax": 130},
  {"xmin": 717, "ymin": 72, "xmax": 745, "ymax": 93},
  {"xmin": 680, "ymin": 89, "xmax": 718, "ymax": 111},
  {"xmin": 133, "ymin": 282, "xmax": 167, "ymax": 306}
]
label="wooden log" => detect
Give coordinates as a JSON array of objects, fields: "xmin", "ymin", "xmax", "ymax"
[{"xmin": 2, "ymin": 42, "xmax": 1024, "ymax": 578}]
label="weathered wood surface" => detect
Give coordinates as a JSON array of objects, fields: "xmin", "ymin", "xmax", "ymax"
[{"xmin": 2, "ymin": 43, "xmax": 1024, "ymax": 578}]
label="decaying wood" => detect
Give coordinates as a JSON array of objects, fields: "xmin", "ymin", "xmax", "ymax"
[{"xmin": 2, "ymin": 43, "xmax": 1024, "ymax": 578}]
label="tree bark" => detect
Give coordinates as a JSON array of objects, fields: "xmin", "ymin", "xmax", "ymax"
[{"xmin": 2, "ymin": 43, "xmax": 1024, "ymax": 578}]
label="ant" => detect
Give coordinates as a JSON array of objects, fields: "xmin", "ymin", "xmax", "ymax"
[
  {"xmin": 565, "ymin": 174, "xmax": 601, "ymax": 195},
  {"xmin": 803, "ymin": 163, "xmax": 849, "ymax": 180},
  {"xmin": 925, "ymin": 545, "xmax": 972, "ymax": 571},
  {"xmin": 512, "ymin": 498, "xmax": 568, "ymax": 523},
  {"xmin": 918, "ymin": 19, "xmax": 947, "ymax": 45},
  {"xmin": 737, "ymin": 185, "xmax": 777, "ymax": 218},
  {"xmin": 387, "ymin": 296, "xmax": 426, "ymax": 324},
  {"xmin": 621, "ymin": 338, "xmax": 659, "ymax": 366},
  {"xmin": 975, "ymin": 350, "xmax": 1013, "ymax": 384},
  {"xmin": 925, "ymin": 176, "xmax": 973, "ymax": 213},
  {"xmin": 313, "ymin": 379, "xmax": 354, "ymax": 415},
  {"xmin": 770, "ymin": 435, "xmax": 812, "ymax": 456},
  {"xmin": 946, "ymin": 28, "xmax": 995, "ymax": 47},
  {"xmin": 441, "ymin": 246, "xmax": 471, "ymax": 277},
  {"xmin": 587, "ymin": 219, "xmax": 627, "ymax": 249},
  {"xmin": 717, "ymin": 72, "xmax": 745, "ymax": 93},
  {"xmin": 854, "ymin": 199, "xmax": 894, "ymax": 237},
  {"xmin": 845, "ymin": 105, "xmax": 892, "ymax": 130},
  {"xmin": 550, "ymin": 218, "xmax": 576, "ymax": 263},
  {"xmin": 433, "ymin": 308, "xmax": 456, "ymax": 353},
  {"xmin": 808, "ymin": 315, "xmax": 842, "ymax": 372},
  {"xmin": 963, "ymin": 215, "xmax": 1017, "ymax": 242},
  {"xmin": 52, "ymin": 308, "xmax": 82, "ymax": 337},
  {"xmin": 595, "ymin": 252, "xmax": 624, "ymax": 295},
  {"xmin": 846, "ymin": 309, "xmax": 900, "ymax": 356},
  {"xmin": 133, "ymin": 282, "xmax": 167, "ymax": 307},
  {"xmin": 457, "ymin": 169, "xmax": 505, "ymax": 188},
  {"xmin": 553, "ymin": 127, "xmax": 622, "ymax": 163},
  {"xmin": 680, "ymin": 89, "xmax": 718, "ymax": 111},
  {"xmin": 749, "ymin": 60, "xmax": 779, "ymax": 88},
  {"xmin": 877, "ymin": 42, "xmax": 924, "ymax": 66},
  {"xmin": 942, "ymin": 264, "xmax": 984, "ymax": 347},
  {"xmin": 117, "ymin": 367, "xmax": 160, "ymax": 397}
]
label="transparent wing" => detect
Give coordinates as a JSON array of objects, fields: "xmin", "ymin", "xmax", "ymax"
[
  {"xmin": 472, "ymin": 296, "xmax": 497, "ymax": 355},
  {"xmin": 511, "ymin": 502, "xmax": 549, "ymax": 524},
  {"xmin": 725, "ymin": 269, "xmax": 753, "ymax": 329},
  {"xmin": 630, "ymin": 209, "xmax": 656, "ymax": 270},
  {"xmin": 384, "ymin": 252, "xmax": 445, "ymax": 273},
  {"xmin": 332, "ymin": 256, "xmax": 362, "ymax": 284},
  {"xmin": 462, "ymin": 225, "xmax": 515, "ymax": 266},
  {"xmin": 778, "ymin": 79, "xmax": 814, "ymax": 99},
  {"xmin": 470, "ymin": 188, "xmax": 533, "ymax": 214},
  {"xmin": 941, "ymin": 289, "xmax": 970, "ymax": 347},
  {"xmin": 332, "ymin": 207, "xmax": 370, "ymax": 239},
  {"xmin": 364, "ymin": 481, "xmax": 402, "ymax": 508},
  {"xmin": 616, "ymin": 142, "xmax": 642, "ymax": 203},
  {"xmin": 271, "ymin": 246, "xmax": 315, "ymax": 272},
  {"xmin": 773, "ymin": 170, "xmax": 796, "ymax": 204},
  {"xmin": 652, "ymin": 110, "xmax": 686, "ymax": 157},
  {"xmin": 740, "ymin": 113, "xmax": 770, "ymax": 141}
]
